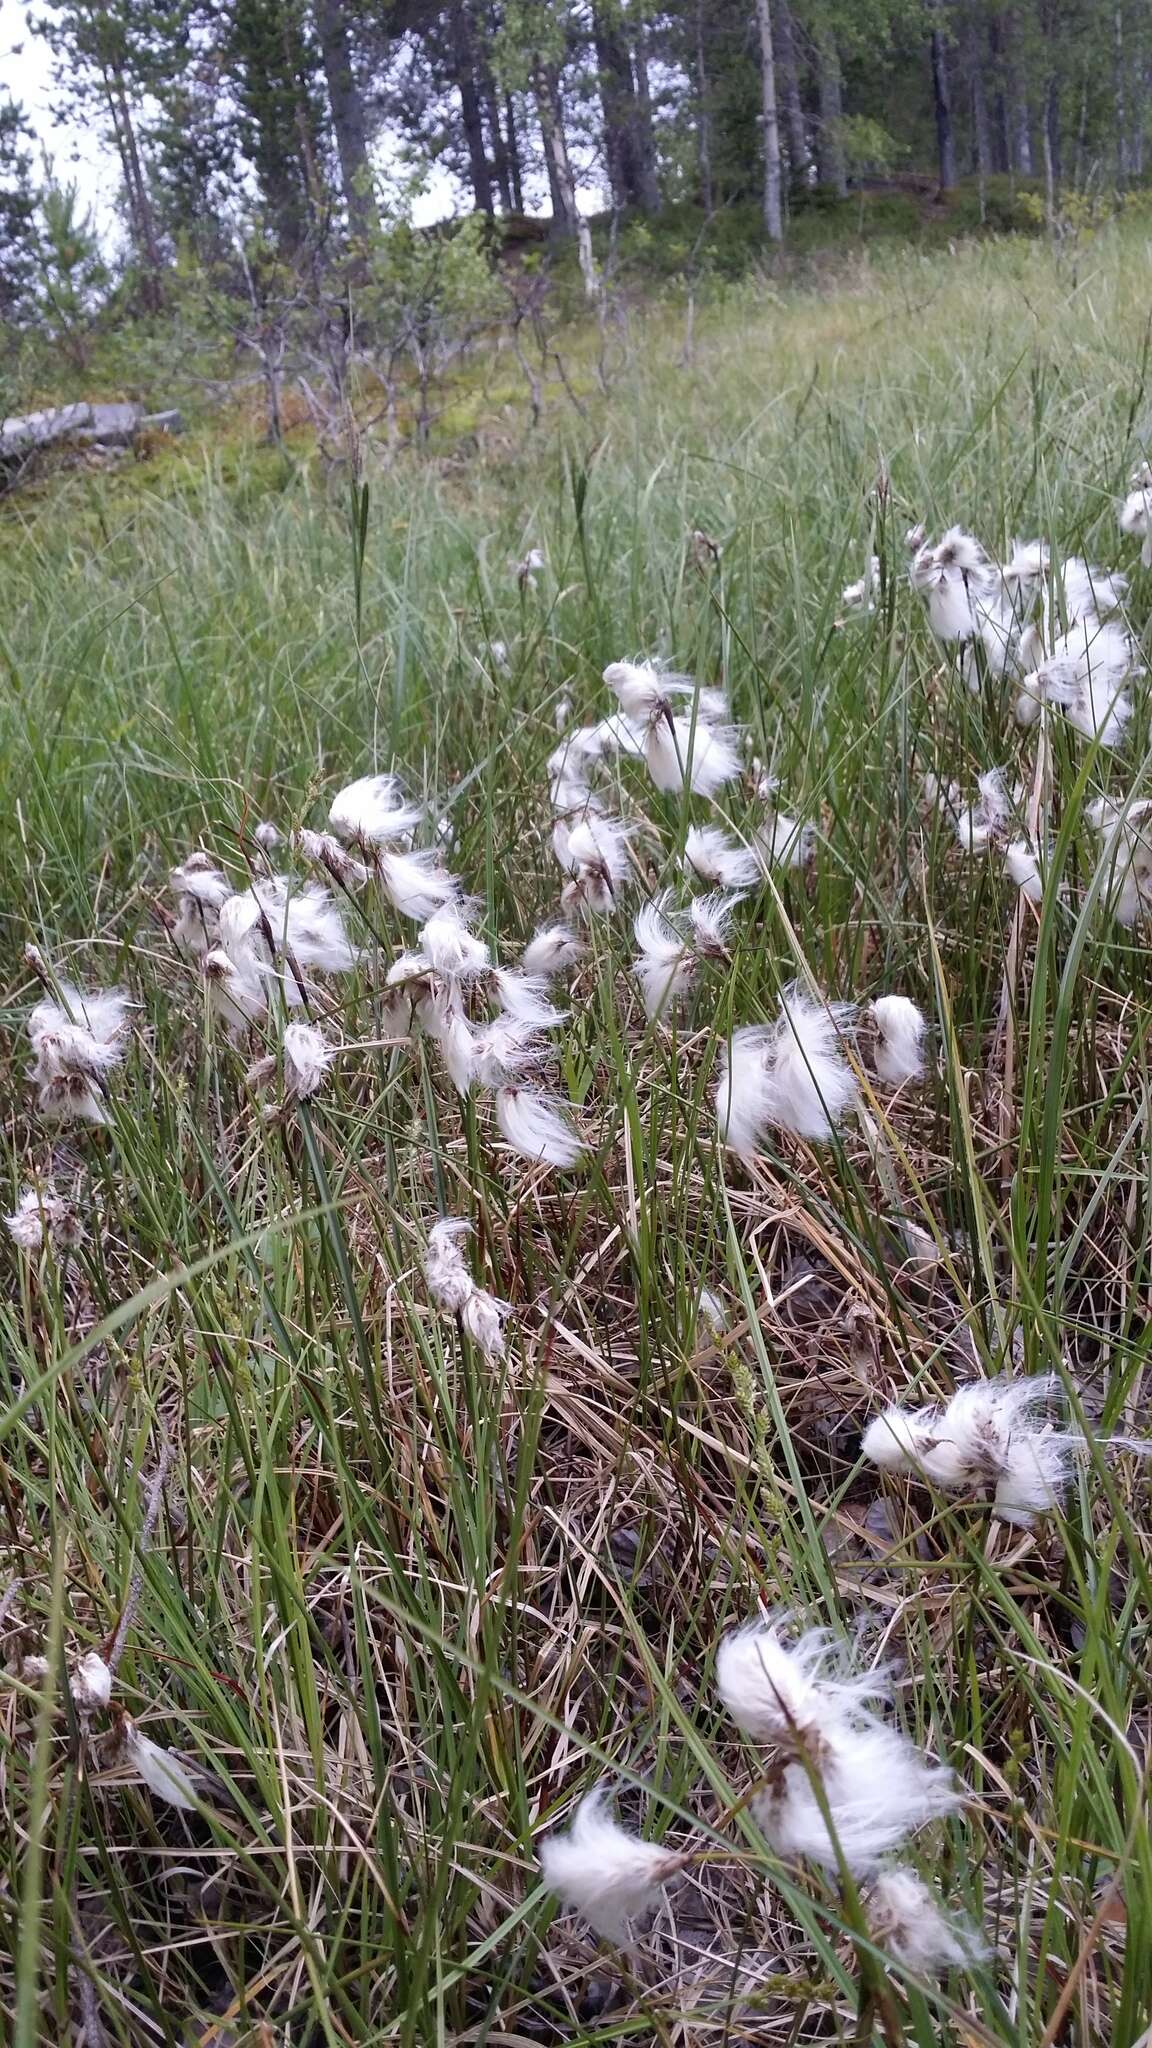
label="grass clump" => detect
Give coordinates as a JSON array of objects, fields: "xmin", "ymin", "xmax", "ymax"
[{"xmin": 0, "ymin": 223, "xmax": 1151, "ymax": 2044}]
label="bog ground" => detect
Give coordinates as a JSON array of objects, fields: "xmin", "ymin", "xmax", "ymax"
[{"xmin": 2, "ymin": 227, "xmax": 1152, "ymax": 2046}]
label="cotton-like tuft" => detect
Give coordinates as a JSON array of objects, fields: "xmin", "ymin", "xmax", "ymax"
[
  {"xmin": 909, "ymin": 527, "xmax": 996, "ymax": 642},
  {"xmin": 1119, "ymin": 476, "xmax": 1152, "ymax": 568},
  {"xmin": 646, "ymin": 714, "xmax": 743, "ymax": 797},
  {"xmin": 714, "ymin": 1026, "xmax": 777, "ymax": 1158},
  {"xmin": 203, "ymin": 946, "xmax": 268, "ymax": 1037},
  {"xmin": 861, "ymin": 1375, "xmax": 1077, "ymax": 1525},
  {"xmin": 861, "ymin": 1404, "xmax": 939, "ymax": 1470},
  {"xmin": 492, "ymin": 969, "xmax": 567, "ymax": 1028},
  {"xmin": 763, "ymin": 986, "xmax": 858, "ymax": 1141},
  {"xmin": 293, "ymin": 829, "xmax": 370, "ymax": 889},
  {"xmin": 538, "ymin": 1787, "xmax": 677, "ymax": 1940},
  {"xmin": 281, "ymin": 1022, "xmax": 333, "ymax": 1100},
  {"xmin": 461, "ymin": 1288, "xmax": 510, "ymax": 1359},
  {"xmin": 682, "ymin": 825, "xmax": 761, "ymax": 891},
  {"xmin": 1022, "ymin": 615, "xmax": 1140, "ymax": 748},
  {"xmin": 756, "ymin": 807, "xmax": 815, "ymax": 869},
  {"xmin": 632, "ymin": 897, "xmax": 694, "ymax": 1018},
  {"xmin": 865, "ymin": 1866, "xmax": 988, "ymax": 1971},
  {"xmin": 470, "ymin": 1017, "xmax": 542, "ymax": 1088},
  {"xmin": 756, "ymin": 1720, "xmax": 963, "ymax": 1873},
  {"xmin": 423, "ymin": 1217, "xmax": 474, "ymax": 1314},
  {"xmin": 603, "ymin": 661, "xmax": 742, "ymax": 796},
  {"xmin": 6, "ymin": 1186, "xmax": 83, "ymax": 1253},
  {"xmin": 377, "ymin": 847, "xmax": 460, "ymax": 921},
  {"xmin": 70, "ymin": 1651, "xmax": 113, "ymax": 1712},
  {"xmin": 841, "ymin": 556, "xmax": 880, "ymax": 615},
  {"xmin": 122, "ymin": 1720, "xmax": 201, "ymax": 1811},
  {"xmin": 170, "ymin": 856, "xmax": 233, "ymax": 955},
  {"xmin": 1005, "ymin": 839, "xmax": 1046, "ymax": 903},
  {"xmin": 872, "ymin": 995, "xmax": 927, "ymax": 1086},
  {"xmin": 28, "ymin": 981, "xmax": 131, "ymax": 1125},
  {"xmin": 992, "ymin": 1428, "xmax": 1073, "ymax": 1526},
  {"xmin": 521, "ymin": 925, "xmax": 586, "ymax": 976},
  {"xmin": 558, "ymin": 815, "xmax": 633, "ymax": 914},
  {"xmin": 420, "ymin": 909, "xmax": 490, "ymax": 980},
  {"xmin": 688, "ymin": 891, "xmax": 741, "ymax": 957},
  {"xmin": 716, "ymin": 1622, "xmax": 887, "ymax": 1751},
  {"xmin": 251, "ymin": 877, "xmax": 360, "ymax": 979},
  {"xmin": 329, "ymin": 773, "xmax": 424, "ymax": 846},
  {"xmin": 495, "ymin": 1087, "xmax": 586, "ymax": 1168}
]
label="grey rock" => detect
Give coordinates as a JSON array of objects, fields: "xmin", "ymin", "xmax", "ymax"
[
  {"xmin": 0, "ymin": 403, "xmax": 93, "ymax": 460},
  {"xmin": 86, "ymin": 401, "xmax": 143, "ymax": 446},
  {"xmin": 140, "ymin": 409, "xmax": 184, "ymax": 435}
]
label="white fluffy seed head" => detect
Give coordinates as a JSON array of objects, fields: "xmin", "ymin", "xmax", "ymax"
[
  {"xmin": 70, "ymin": 1651, "xmax": 112, "ymax": 1712},
  {"xmin": 644, "ymin": 713, "xmax": 742, "ymax": 797},
  {"xmin": 423, "ymin": 1218, "xmax": 474, "ymax": 1313},
  {"xmin": 764, "ymin": 986, "xmax": 857, "ymax": 1141},
  {"xmin": 1025, "ymin": 616, "xmax": 1140, "ymax": 749},
  {"xmin": 329, "ymin": 773, "xmax": 424, "ymax": 846},
  {"xmin": 716, "ymin": 1622, "xmax": 887, "ymax": 1750},
  {"xmin": 1005, "ymin": 839, "xmax": 1045, "ymax": 902},
  {"xmin": 603, "ymin": 659, "xmax": 693, "ymax": 725},
  {"xmin": 632, "ymin": 897, "xmax": 693, "ymax": 1019},
  {"xmin": 461, "ymin": 1288, "xmax": 509, "ymax": 1359},
  {"xmin": 281, "ymin": 1022, "xmax": 333, "ymax": 1100},
  {"xmin": 520, "ymin": 925, "xmax": 586, "ymax": 977},
  {"xmin": 293, "ymin": 829, "xmax": 370, "ymax": 888},
  {"xmin": 714, "ymin": 1025, "xmax": 776, "ymax": 1159},
  {"xmin": 688, "ymin": 891, "xmax": 742, "ymax": 957},
  {"xmin": 123, "ymin": 1721, "xmax": 200, "ymax": 1811},
  {"xmin": 756, "ymin": 808, "xmax": 815, "ymax": 869},
  {"xmin": 681, "ymin": 825, "xmax": 761, "ymax": 891},
  {"xmin": 495, "ymin": 1087, "xmax": 586, "ymax": 1168},
  {"xmin": 491, "ymin": 968, "xmax": 567, "ymax": 1028},
  {"xmin": 755, "ymin": 1721, "xmax": 963, "ymax": 1873},
  {"xmin": 6, "ymin": 1186, "xmax": 82, "ymax": 1253},
  {"xmin": 871, "ymin": 995, "xmax": 927, "ymax": 1086},
  {"xmin": 470, "ymin": 1016, "xmax": 541, "ymax": 1087},
  {"xmin": 866, "ymin": 1866, "xmax": 988, "ymax": 1971},
  {"xmin": 377, "ymin": 847, "xmax": 460, "ymax": 921},
  {"xmin": 860, "ymin": 1405, "xmax": 940, "ymax": 1471},
  {"xmin": 537, "ymin": 1787, "xmax": 675, "ymax": 1940},
  {"xmin": 420, "ymin": 909, "xmax": 490, "ymax": 980},
  {"xmin": 992, "ymin": 1429, "xmax": 1073, "ymax": 1526}
]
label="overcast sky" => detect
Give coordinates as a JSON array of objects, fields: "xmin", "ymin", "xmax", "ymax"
[{"xmin": 2, "ymin": 0, "xmax": 119, "ymax": 229}]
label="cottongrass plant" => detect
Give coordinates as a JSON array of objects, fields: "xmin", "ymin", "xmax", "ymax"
[{"xmin": 7, "ymin": 230, "xmax": 1152, "ymax": 2045}]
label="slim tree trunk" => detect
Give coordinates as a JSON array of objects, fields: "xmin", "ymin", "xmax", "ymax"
[
  {"xmin": 931, "ymin": 16, "xmax": 957, "ymax": 188},
  {"xmin": 693, "ymin": 0, "xmax": 714, "ymax": 211},
  {"xmin": 777, "ymin": 0, "xmax": 810, "ymax": 189},
  {"xmin": 314, "ymin": 0, "xmax": 375, "ymax": 240},
  {"xmin": 1116, "ymin": 3, "xmax": 1130, "ymax": 179},
  {"xmin": 989, "ymin": 15, "xmax": 1011, "ymax": 171},
  {"xmin": 630, "ymin": 16, "xmax": 661, "ymax": 212},
  {"xmin": 754, "ymin": 0, "xmax": 784, "ymax": 240},
  {"xmin": 478, "ymin": 45, "xmax": 512, "ymax": 208},
  {"xmin": 107, "ymin": 68, "xmax": 163, "ymax": 305},
  {"xmin": 592, "ymin": 2, "xmax": 632, "ymax": 208},
  {"xmin": 504, "ymin": 93, "xmax": 525, "ymax": 210},
  {"xmin": 969, "ymin": 22, "xmax": 991, "ymax": 181},
  {"xmin": 535, "ymin": 64, "xmax": 578, "ymax": 235},
  {"xmin": 813, "ymin": 25, "xmax": 847, "ymax": 194},
  {"xmin": 450, "ymin": 0, "xmax": 493, "ymax": 213},
  {"xmin": 1005, "ymin": 9, "xmax": 1033, "ymax": 173},
  {"xmin": 1043, "ymin": 70, "xmax": 1060, "ymax": 209}
]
